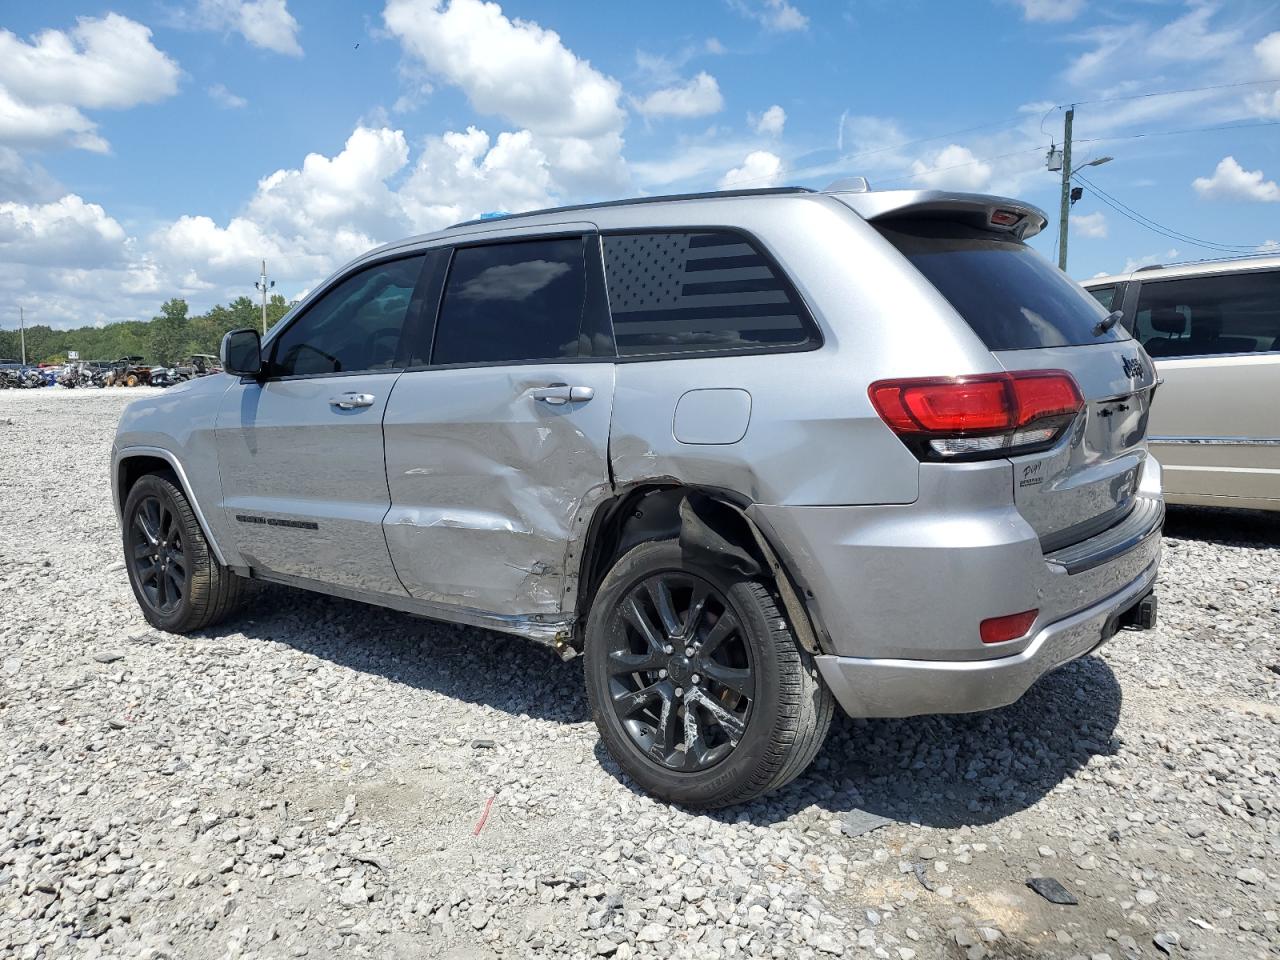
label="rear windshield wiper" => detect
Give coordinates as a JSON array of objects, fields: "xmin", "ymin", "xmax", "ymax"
[{"xmin": 1093, "ymin": 310, "xmax": 1123, "ymax": 337}]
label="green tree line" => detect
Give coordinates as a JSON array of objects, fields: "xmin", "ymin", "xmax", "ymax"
[{"xmin": 0, "ymin": 294, "xmax": 293, "ymax": 366}]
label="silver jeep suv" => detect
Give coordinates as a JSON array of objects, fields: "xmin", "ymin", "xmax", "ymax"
[{"xmin": 112, "ymin": 185, "xmax": 1162, "ymax": 808}]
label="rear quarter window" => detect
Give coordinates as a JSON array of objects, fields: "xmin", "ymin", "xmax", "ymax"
[
  {"xmin": 877, "ymin": 220, "xmax": 1129, "ymax": 351},
  {"xmin": 601, "ymin": 230, "xmax": 819, "ymax": 356}
]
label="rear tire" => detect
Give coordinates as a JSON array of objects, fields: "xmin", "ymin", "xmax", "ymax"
[
  {"xmin": 122, "ymin": 472, "xmax": 244, "ymax": 633},
  {"xmin": 584, "ymin": 538, "xmax": 833, "ymax": 808}
]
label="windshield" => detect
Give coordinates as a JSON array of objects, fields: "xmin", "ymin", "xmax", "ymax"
[{"xmin": 877, "ymin": 219, "xmax": 1130, "ymax": 351}]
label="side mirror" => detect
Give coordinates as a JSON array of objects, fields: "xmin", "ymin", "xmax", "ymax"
[{"xmin": 221, "ymin": 328, "xmax": 263, "ymax": 378}]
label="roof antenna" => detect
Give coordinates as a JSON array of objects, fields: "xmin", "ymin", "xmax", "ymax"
[{"xmin": 825, "ymin": 176, "xmax": 871, "ymax": 193}]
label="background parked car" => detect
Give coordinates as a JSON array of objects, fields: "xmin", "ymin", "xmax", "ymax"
[{"xmin": 1084, "ymin": 255, "xmax": 1280, "ymax": 512}]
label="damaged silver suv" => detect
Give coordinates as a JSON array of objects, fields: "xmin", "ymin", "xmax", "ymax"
[{"xmin": 113, "ymin": 184, "xmax": 1162, "ymax": 808}]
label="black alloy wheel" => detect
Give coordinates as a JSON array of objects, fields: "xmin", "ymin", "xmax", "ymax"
[
  {"xmin": 585, "ymin": 538, "xmax": 834, "ymax": 808},
  {"xmin": 605, "ymin": 571, "xmax": 755, "ymax": 772},
  {"xmin": 128, "ymin": 494, "xmax": 188, "ymax": 616},
  {"xmin": 121, "ymin": 471, "xmax": 245, "ymax": 633}
]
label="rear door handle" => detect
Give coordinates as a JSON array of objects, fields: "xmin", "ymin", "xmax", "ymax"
[
  {"xmin": 330, "ymin": 392, "xmax": 375, "ymax": 409},
  {"xmin": 530, "ymin": 383, "xmax": 595, "ymax": 406}
]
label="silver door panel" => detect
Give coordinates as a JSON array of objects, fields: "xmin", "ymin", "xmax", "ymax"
[
  {"xmin": 383, "ymin": 364, "xmax": 615, "ymax": 614},
  {"xmin": 1147, "ymin": 352, "xmax": 1280, "ymax": 503},
  {"xmin": 216, "ymin": 375, "xmax": 408, "ymax": 595}
]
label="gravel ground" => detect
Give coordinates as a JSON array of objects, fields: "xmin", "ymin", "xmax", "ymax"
[{"xmin": 1, "ymin": 387, "xmax": 1277, "ymax": 960}]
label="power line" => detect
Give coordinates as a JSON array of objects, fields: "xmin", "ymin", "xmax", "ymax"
[
  {"xmin": 1060, "ymin": 76, "xmax": 1280, "ymax": 109},
  {"xmin": 1074, "ymin": 173, "xmax": 1261, "ymax": 251},
  {"xmin": 1073, "ymin": 172, "xmax": 1267, "ymax": 254},
  {"xmin": 1075, "ymin": 119, "xmax": 1280, "ymax": 146}
]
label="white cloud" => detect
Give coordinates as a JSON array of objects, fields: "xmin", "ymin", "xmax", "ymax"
[
  {"xmin": 1122, "ymin": 249, "xmax": 1179, "ymax": 274},
  {"xmin": 1247, "ymin": 33, "xmax": 1280, "ymax": 116},
  {"xmin": 1146, "ymin": 5, "xmax": 1241, "ymax": 63},
  {"xmin": 145, "ymin": 125, "xmax": 415, "ymax": 303},
  {"xmin": 1013, "ymin": 0, "xmax": 1085, "ymax": 23},
  {"xmin": 0, "ymin": 87, "xmax": 107, "ymax": 153},
  {"xmin": 0, "ymin": 14, "xmax": 180, "ymax": 152},
  {"xmin": 151, "ymin": 214, "xmax": 284, "ymax": 277},
  {"xmin": 1258, "ymin": 31, "xmax": 1280, "ymax": 72},
  {"xmin": 1245, "ymin": 89, "xmax": 1280, "ymax": 118},
  {"xmin": 208, "ymin": 84, "xmax": 247, "ymax": 109},
  {"xmin": 1192, "ymin": 156, "xmax": 1280, "ymax": 202},
  {"xmin": 246, "ymin": 127, "xmax": 411, "ymax": 251},
  {"xmin": 1069, "ymin": 210, "xmax": 1107, "ymax": 239},
  {"xmin": 0, "ymin": 195, "xmax": 127, "ymax": 268},
  {"xmin": 750, "ymin": 104, "xmax": 786, "ymax": 137},
  {"xmin": 398, "ymin": 126, "xmax": 554, "ymax": 232},
  {"xmin": 0, "ymin": 148, "xmax": 61, "ymax": 203},
  {"xmin": 196, "ymin": 0, "xmax": 302, "ymax": 56},
  {"xmin": 0, "ymin": 14, "xmax": 180, "ymax": 110},
  {"xmin": 1065, "ymin": 5, "xmax": 1241, "ymax": 92},
  {"xmin": 384, "ymin": 0, "xmax": 627, "ymax": 194},
  {"xmin": 384, "ymin": 0, "xmax": 623, "ymax": 139},
  {"xmin": 706, "ymin": 37, "xmax": 727, "ymax": 55},
  {"xmin": 1257, "ymin": 239, "xmax": 1280, "ymax": 253},
  {"xmin": 632, "ymin": 138, "xmax": 769, "ymax": 189},
  {"xmin": 731, "ymin": 0, "xmax": 809, "ymax": 32},
  {"xmin": 909, "ymin": 144, "xmax": 992, "ymax": 192},
  {"xmin": 719, "ymin": 150, "xmax": 783, "ymax": 190},
  {"xmin": 635, "ymin": 73, "xmax": 724, "ymax": 119}
]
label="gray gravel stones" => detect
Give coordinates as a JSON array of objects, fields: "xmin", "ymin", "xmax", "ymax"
[{"xmin": 2, "ymin": 389, "xmax": 1279, "ymax": 959}]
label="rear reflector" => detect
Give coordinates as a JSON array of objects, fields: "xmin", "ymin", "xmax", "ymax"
[
  {"xmin": 868, "ymin": 370, "xmax": 1083, "ymax": 462},
  {"xmin": 980, "ymin": 609, "xmax": 1038, "ymax": 644}
]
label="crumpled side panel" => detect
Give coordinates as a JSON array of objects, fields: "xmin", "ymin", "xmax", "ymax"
[{"xmin": 383, "ymin": 363, "xmax": 616, "ymax": 616}]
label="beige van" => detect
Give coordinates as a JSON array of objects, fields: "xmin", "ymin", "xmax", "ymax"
[{"xmin": 1085, "ymin": 256, "xmax": 1280, "ymax": 511}]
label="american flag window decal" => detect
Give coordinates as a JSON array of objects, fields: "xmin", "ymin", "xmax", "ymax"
[{"xmin": 602, "ymin": 231, "xmax": 816, "ymax": 356}]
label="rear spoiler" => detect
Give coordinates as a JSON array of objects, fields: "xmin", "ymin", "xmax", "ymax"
[{"xmin": 834, "ymin": 189, "xmax": 1049, "ymax": 240}]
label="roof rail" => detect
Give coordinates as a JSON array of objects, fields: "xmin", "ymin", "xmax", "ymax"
[
  {"xmin": 448, "ymin": 186, "xmax": 815, "ymax": 229},
  {"xmin": 1133, "ymin": 264, "xmax": 1165, "ymax": 272}
]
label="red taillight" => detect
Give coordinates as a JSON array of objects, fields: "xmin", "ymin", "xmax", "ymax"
[
  {"xmin": 980, "ymin": 609, "xmax": 1038, "ymax": 644},
  {"xmin": 868, "ymin": 370, "xmax": 1083, "ymax": 461}
]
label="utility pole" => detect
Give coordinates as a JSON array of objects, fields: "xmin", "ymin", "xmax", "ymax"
[
  {"xmin": 1057, "ymin": 106, "xmax": 1074, "ymax": 272},
  {"xmin": 19, "ymin": 305, "xmax": 26, "ymax": 366},
  {"xmin": 254, "ymin": 260, "xmax": 275, "ymax": 336}
]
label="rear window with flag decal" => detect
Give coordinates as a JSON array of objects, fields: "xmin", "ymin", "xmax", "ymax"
[{"xmin": 601, "ymin": 230, "xmax": 819, "ymax": 356}]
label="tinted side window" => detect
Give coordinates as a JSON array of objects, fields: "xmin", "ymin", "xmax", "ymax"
[
  {"xmin": 271, "ymin": 255, "xmax": 425, "ymax": 376},
  {"xmin": 1135, "ymin": 271, "xmax": 1280, "ymax": 358},
  {"xmin": 432, "ymin": 238, "xmax": 586, "ymax": 365},
  {"xmin": 602, "ymin": 231, "xmax": 817, "ymax": 356}
]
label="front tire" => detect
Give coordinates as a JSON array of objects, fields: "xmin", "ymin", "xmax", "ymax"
[
  {"xmin": 585, "ymin": 539, "xmax": 833, "ymax": 808},
  {"xmin": 122, "ymin": 472, "xmax": 244, "ymax": 633}
]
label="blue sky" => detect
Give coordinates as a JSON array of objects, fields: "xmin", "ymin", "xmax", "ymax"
[{"xmin": 2, "ymin": 0, "xmax": 1278, "ymax": 328}]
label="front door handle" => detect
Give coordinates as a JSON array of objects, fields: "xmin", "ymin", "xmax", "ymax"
[
  {"xmin": 530, "ymin": 383, "xmax": 595, "ymax": 406},
  {"xmin": 330, "ymin": 392, "xmax": 375, "ymax": 409}
]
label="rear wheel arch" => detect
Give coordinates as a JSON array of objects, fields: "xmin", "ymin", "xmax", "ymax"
[{"xmin": 573, "ymin": 484, "xmax": 825, "ymax": 655}]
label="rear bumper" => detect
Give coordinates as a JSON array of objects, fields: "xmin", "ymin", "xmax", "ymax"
[
  {"xmin": 814, "ymin": 559, "xmax": 1157, "ymax": 717},
  {"xmin": 749, "ymin": 455, "xmax": 1163, "ymax": 718}
]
